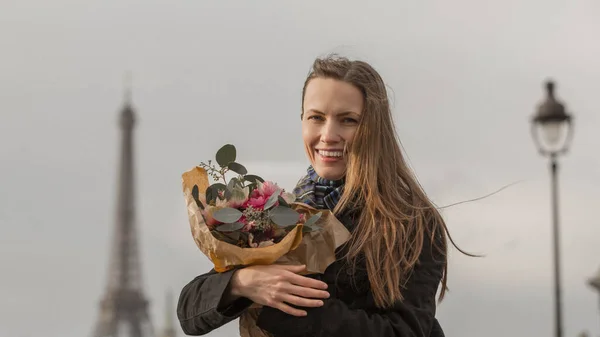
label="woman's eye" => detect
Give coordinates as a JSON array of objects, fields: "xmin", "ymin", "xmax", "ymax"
[
  {"xmin": 308, "ymin": 115, "xmax": 324, "ymax": 121},
  {"xmin": 343, "ymin": 118, "xmax": 358, "ymax": 124}
]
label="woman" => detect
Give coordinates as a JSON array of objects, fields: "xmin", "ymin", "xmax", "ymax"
[{"xmin": 177, "ymin": 55, "xmax": 458, "ymax": 337}]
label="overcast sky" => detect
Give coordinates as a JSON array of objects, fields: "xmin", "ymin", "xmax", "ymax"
[{"xmin": 1, "ymin": 1, "xmax": 600, "ymax": 337}]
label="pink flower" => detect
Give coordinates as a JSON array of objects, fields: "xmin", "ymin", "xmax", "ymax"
[
  {"xmin": 258, "ymin": 181, "xmax": 280, "ymax": 199},
  {"xmin": 244, "ymin": 181, "xmax": 282, "ymax": 210},
  {"xmin": 246, "ymin": 196, "xmax": 268, "ymax": 210}
]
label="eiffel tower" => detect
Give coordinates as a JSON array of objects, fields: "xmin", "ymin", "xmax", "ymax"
[{"xmin": 92, "ymin": 78, "xmax": 154, "ymax": 337}]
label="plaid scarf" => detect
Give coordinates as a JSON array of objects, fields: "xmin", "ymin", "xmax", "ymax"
[{"xmin": 292, "ymin": 166, "xmax": 344, "ymax": 211}]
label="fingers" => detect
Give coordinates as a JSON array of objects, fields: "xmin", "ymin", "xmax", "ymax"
[
  {"xmin": 287, "ymin": 273, "xmax": 328, "ymax": 290},
  {"xmin": 250, "ymin": 264, "xmax": 332, "ymax": 316},
  {"xmin": 288, "ymin": 284, "xmax": 330, "ymax": 299},
  {"xmin": 274, "ymin": 265, "xmax": 328, "ymax": 290},
  {"xmin": 281, "ymin": 293, "xmax": 325, "ymax": 308},
  {"xmin": 272, "ymin": 302, "xmax": 307, "ymax": 317}
]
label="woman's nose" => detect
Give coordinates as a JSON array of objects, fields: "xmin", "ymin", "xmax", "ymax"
[{"xmin": 320, "ymin": 122, "xmax": 342, "ymax": 143}]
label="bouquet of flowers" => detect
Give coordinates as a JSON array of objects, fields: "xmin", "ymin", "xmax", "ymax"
[
  {"xmin": 182, "ymin": 144, "xmax": 351, "ymax": 337},
  {"xmin": 182, "ymin": 144, "xmax": 351, "ymax": 274}
]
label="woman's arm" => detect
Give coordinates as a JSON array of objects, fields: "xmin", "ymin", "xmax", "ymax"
[
  {"xmin": 177, "ymin": 264, "xmax": 331, "ymax": 336},
  {"xmin": 256, "ymin": 234, "xmax": 445, "ymax": 337},
  {"xmin": 177, "ymin": 268, "xmax": 253, "ymax": 336}
]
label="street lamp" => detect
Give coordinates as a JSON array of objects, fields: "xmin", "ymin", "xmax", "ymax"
[
  {"xmin": 588, "ymin": 268, "xmax": 600, "ymax": 329},
  {"xmin": 531, "ymin": 80, "xmax": 575, "ymax": 337}
]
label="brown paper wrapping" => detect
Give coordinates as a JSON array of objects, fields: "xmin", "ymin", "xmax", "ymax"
[{"xmin": 182, "ymin": 166, "xmax": 351, "ymax": 337}]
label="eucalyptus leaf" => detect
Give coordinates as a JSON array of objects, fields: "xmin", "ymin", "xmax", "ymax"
[
  {"xmin": 192, "ymin": 185, "xmax": 204, "ymax": 210},
  {"xmin": 264, "ymin": 191, "xmax": 280, "ymax": 210},
  {"xmin": 205, "ymin": 186, "xmax": 215, "ymax": 204},
  {"xmin": 244, "ymin": 174, "xmax": 265, "ymax": 183},
  {"xmin": 302, "ymin": 225, "xmax": 321, "ymax": 233},
  {"xmin": 304, "ymin": 212, "xmax": 322, "ymax": 227},
  {"xmin": 246, "ymin": 182, "xmax": 257, "ymax": 193},
  {"xmin": 216, "ymin": 144, "xmax": 236, "ymax": 166},
  {"xmin": 212, "ymin": 208, "xmax": 243, "ymax": 223},
  {"xmin": 206, "ymin": 183, "xmax": 226, "ymax": 203},
  {"xmin": 225, "ymin": 178, "xmax": 238, "ymax": 199},
  {"xmin": 216, "ymin": 221, "xmax": 245, "ymax": 232},
  {"xmin": 238, "ymin": 231, "xmax": 250, "ymax": 244},
  {"xmin": 270, "ymin": 206, "xmax": 301, "ymax": 227},
  {"xmin": 225, "ymin": 231, "xmax": 241, "ymax": 242},
  {"xmin": 230, "ymin": 187, "xmax": 247, "ymax": 201},
  {"xmin": 210, "ymin": 183, "xmax": 227, "ymax": 191},
  {"xmin": 227, "ymin": 178, "xmax": 237, "ymax": 191},
  {"xmin": 277, "ymin": 195, "xmax": 289, "ymax": 207},
  {"xmin": 228, "ymin": 162, "xmax": 247, "ymax": 175},
  {"xmin": 210, "ymin": 230, "xmax": 238, "ymax": 245}
]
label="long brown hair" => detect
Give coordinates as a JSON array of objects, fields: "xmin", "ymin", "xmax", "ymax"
[{"xmin": 301, "ymin": 55, "xmax": 469, "ymax": 308}]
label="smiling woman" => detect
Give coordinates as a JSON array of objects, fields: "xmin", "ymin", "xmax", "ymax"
[
  {"xmin": 301, "ymin": 77, "xmax": 363, "ymax": 181},
  {"xmin": 177, "ymin": 55, "xmax": 467, "ymax": 337}
]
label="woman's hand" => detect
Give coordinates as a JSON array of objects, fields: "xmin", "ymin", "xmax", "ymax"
[{"xmin": 230, "ymin": 264, "xmax": 330, "ymax": 317}]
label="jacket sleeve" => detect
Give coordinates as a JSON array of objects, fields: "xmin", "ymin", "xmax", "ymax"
[
  {"xmin": 256, "ymin": 233, "xmax": 445, "ymax": 337},
  {"xmin": 177, "ymin": 268, "xmax": 253, "ymax": 336}
]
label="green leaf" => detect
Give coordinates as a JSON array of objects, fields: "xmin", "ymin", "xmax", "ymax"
[
  {"xmin": 216, "ymin": 144, "xmax": 236, "ymax": 166},
  {"xmin": 213, "ymin": 230, "xmax": 241, "ymax": 242},
  {"xmin": 270, "ymin": 206, "xmax": 301, "ymax": 227},
  {"xmin": 302, "ymin": 225, "xmax": 322, "ymax": 233},
  {"xmin": 225, "ymin": 231, "xmax": 241, "ymax": 242},
  {"xmin": 206, "ymin": 183, "xmax": 226, "ymax": 203},
  {"xmin": 264, "ymin": 191, "xmax": 280, "ymax": 210},
  {"xmin": 205, "ymin": 186, "xmax": 215, "ymax": 204},
  {"xmin": 277, "ymin": 195, "xmax": 289, "ymax": 207},
  {"xmin": 211, "ymin": 183, "xmax": 227, "ymax": 191},
  {"xmin": 283, "ymin": 224, "xmax": 298, "ymax": 231},
  {"xmin": 228, "ymin": 162, "xmax": 247, "ymax": 175},
  {"xmin": 227, "ymin": 178, "xmax": 237, "ymax": 190},
  {"xmin": 246, "ymin": 183, "xmax": 258, "ymax": 198},
  {"xmin": 216, "ymin": 221, "xmax": 245, "ymax": 232},
  {"xmin": 244, "ymin": 175, "xmax": 265, "ymax": 183},
  {"xmin": 230, "ymin": 187, "xmax": 247, "ymax": 202},
  {"xmin": 212, "ymin": 207, "xmax": 243, "ymax": 223},
  {"xmin": 191, "ymin": 185, "xmax": 204, "ymax": 210},
  {"xmin": 225, "ymin": 178, "xmax": 238, "ymax": 199},
  {"xmin": 304, "ymin": 212, "xmax": 322, "ymax": 227},
  {"xmin": 238, "ymin": 231, "xmax": 250, "ymax": 244},
  {"xmin": 211, "ymin": 230, "xmax": 239, "ymax": 245}
]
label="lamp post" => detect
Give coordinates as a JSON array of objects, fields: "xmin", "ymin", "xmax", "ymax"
[
  {"xmin": 588, "ymin": 268, "xmax": 600, "ymax": 330},
  {"xmin": 530, "ymin": 80, "xmax": 574, "ymax": 337}
]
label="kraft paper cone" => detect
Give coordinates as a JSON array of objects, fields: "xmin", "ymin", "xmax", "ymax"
[{"xmin": 182, "ymin": 166, "xmax": 351, "ymax": 337}]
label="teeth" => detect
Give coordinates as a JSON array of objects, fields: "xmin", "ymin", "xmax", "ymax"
[{"xmin": 319, "ymin": 150, "xmax": 343, "ymax": 157}]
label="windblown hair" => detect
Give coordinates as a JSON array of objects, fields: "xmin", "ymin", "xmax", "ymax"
[{"xmin": 301, "ymin": 55, "xmax": 467, "ymax": 308}]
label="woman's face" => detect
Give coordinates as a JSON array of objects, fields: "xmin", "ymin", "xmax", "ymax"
[{"xmin": 302, "ymin": 77, "xmax": 364, "ymax": 180}]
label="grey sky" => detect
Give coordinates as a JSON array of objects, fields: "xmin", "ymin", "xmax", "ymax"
[{"xmin": 1, "ymin": 1, "xmax": 599, "ymax": 337}]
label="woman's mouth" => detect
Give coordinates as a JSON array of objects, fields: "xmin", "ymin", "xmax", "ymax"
[{"xmin": 316, "ymin": 149, "xmax": 344, "ymax": 162}]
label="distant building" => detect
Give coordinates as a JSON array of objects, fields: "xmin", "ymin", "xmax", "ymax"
[{"xmin": 589, "ymin": 267, "xmax": 600, "ymax": 321}]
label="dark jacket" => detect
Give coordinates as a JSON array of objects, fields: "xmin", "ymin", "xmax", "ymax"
[{"xmin": 177, "ymin": 209, "xmax": 446, "ymax": 337}]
